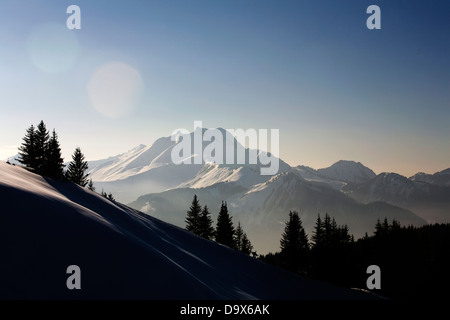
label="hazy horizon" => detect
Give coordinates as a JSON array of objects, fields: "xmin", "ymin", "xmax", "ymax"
[{"xmin": 1, "ymin": 0, "xmax": 449, "ymax": 178}]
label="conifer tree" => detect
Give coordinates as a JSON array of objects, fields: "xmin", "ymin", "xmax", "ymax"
[
  {"xmin": 44, "ymin": 129, "xmax": 64, "ymax": 179},
  {"xmin": 87, "ymin": 179, "xmax": 96, "ymax": 192},
  {"xmin": 240, "ymin": 232, "xmax": 254, "ymax": 255},
  {"xmin": 185, "ymin": 195, "xmax": 202, "ymax": 235},
  {"xmin": 391, "ymin": 218, "xmax": 401, "ymax": 232},
  {"xmin": 382, "ymin": 217, "xmax": 390, "ymax": 233},
  {"xmin": 323, "ymin": 214, "xmax": 335, "ymax": 247},
  {"xmin": 311, "ymin": 214, "xmax": 323, "ymax": 248},
  {"xmin": 375, "ymin": 217, "xmax": 393, "ymax": 237},
  {"xmin": 198, "ymin": 205, "xmax": 215, "ymax": 240},
  {"xmin": 215, "ymin": 201, "xmax": 235, "ymax": 248},
  {"xmin": 235, "ymin": 222, "xmax": 254, "ymax": 255},
  {"xmin": 18, "ymin": 122, "xmax": 65, "ymax": 179},
  {"xmin": 374, "ymin": 218, "xmax": 383, "ymax": 236},
  {"xmin": 337, "ymin": 224, "xmax": 352, "ymax": 245},
  {"xmin": 66, "ymin": 147, "xmax": 89, "ymax": 187},
  {"xmin": 280, "ymin": 211, "xmax": 309, "ymax": 273},
  {"xmin": 34, "ymin": 120, "xmax": 49, "ymax": 173},
  {"xmin": 310, "ymin": 213, "xmax": 354, "ymax": 281},
  {"xmin": 235, "ymin": 222, "xmax": 244, "ymax": 251},
  {"xmin": 18, "ymin": 124, "xmax": 37, "ymax": 169}
]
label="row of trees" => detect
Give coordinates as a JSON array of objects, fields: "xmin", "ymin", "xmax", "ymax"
[
  {"xmin": 18, "ymin": 121, "xmax": 90, "ymax": 186},
  {"xmin": 185, "ymin": 195, "xmax": 254, "ymax": 255},
  {"xmin": 14, "ymin": 120, "xmax": 121, "ymax": 202},
  {"xmin": 262, "ymin": 212, "xmax": 450, "ymax": 299},
  {"xmin": 18, "ymin": 121, "xmax": 65, "ymax": 180},
  {"xmin": 275, "ymin": 211, "xmax": 353, "ymax": 276}
]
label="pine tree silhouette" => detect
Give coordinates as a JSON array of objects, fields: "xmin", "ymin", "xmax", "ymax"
[
  {"xmin": 44, "ymin": 129, "xmax": 64, "ymax": 179},
  {"xmin": 34, "ymin": 120, "xmax": 49, "ymax": 174},
  {"xmin": 311, "ymin": 214, "xmax": 323, "ymax": 248},
  {"xmin": 18, "ymin": 124, "xmax": 37, "ymax": 169},
  {"xmin": 66, "ymin": 147, "xmax": 89, "ymax": 187},
  {"xmin": 87, "ymin": 179, "xmax": 96, "ymax": 192},
  {"xmin": 240, "ymin": 232, "xmax": 253, "ymax": 255},
  {"xmin": 310, "ymin": 213, "xmax": 354, "ymax": 283},
  {"xmin": 215, "ymin": 201, "xmax": 235, "ymax": 248},
  {"xmin": 234, "ymin": 222, "xmax": 254, "ymax": 255},
  {"xmin": 198, "ymin": 205, "xmax": 215, "ymax": 240},
  {"xmin": 185, "ymin": 195, "xmax": 202, "ymax": 235},
  {"xmin": 280, "ymin": 211, "xmax": 309, "ymax": 273},
  {"xmin": 18, "ymin": 121, "xmax": 64, "ymax": 178}
]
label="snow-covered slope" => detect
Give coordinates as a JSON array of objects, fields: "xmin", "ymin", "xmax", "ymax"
[
  {"xmin": 293, "ymin": 165, "xmax": 347, "ymax": 190},
  {"xmin": 88, "ymin": 128, "xmax": 289, "ymax": 203},
  {"xmin": 177, "ymin": 163, "xmax": 272, "ymax": 190},
  {"xmin": 0, "ymin": 162, "xmax": 377, "ymax": 299},
  {"xmin": 316, "ymin": 160, "xmax": 376, "ymax": 184},
  {"xmin": 292, "ymin": 161, "xmax": 376, "ymax": 191},
  {"xmin": 87, "ymin": 136, "xmax": 204, "ymax": 203}
]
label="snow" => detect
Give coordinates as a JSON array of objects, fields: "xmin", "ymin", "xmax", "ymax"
[
  {"xmin": 88, "ymin": 143, "xmax": 162, "ymax": 181},
  {"xmin": 293, "ymin": 165, "xmax": 347, "ymax": 190},
  {"xmin": 0, "ymin": 161, "xmax": 375, "ymax": 299},
  {"xmin": 345, "ymin": 171, "xmax": 450, "ymax": 224},
  {"xmin": 409, "ymin": 169, "xmax": 450, "ymax": 187},
  {"xmin": 316, "ymin": 160, "xmax": 376, "ymax": 184},
  {"xmin": 177, "ymin": 163, "xmax": 271, "ymax": 190},
  {"xmin": 86, "ymin": 128, "xmax": 290, "ymax": 203}
]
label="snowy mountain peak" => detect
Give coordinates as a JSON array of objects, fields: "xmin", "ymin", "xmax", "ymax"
[
  {"xmin": 88, "ymin": 126, "xmax": 288, "ymax": 189},
  {"xmin": 409, "ymin": 167, "xmax": 450, "ymax": 187},
  {"xmin": 316, "ymin": 160, "xmax": 376, "ymax": 184},
  {"xmin": 372, "ymin": 172, "xmax": 413, "ymax": 191}
]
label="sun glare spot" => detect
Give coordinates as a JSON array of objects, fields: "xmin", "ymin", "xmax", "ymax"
[{"xmin": 87, "ymin": 62, "xmax": 144, "ymax": 118}]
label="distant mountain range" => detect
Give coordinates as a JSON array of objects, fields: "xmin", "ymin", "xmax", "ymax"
[
  {"xmin": 79, "ymin": 129, "xmax": 449, "ymax": 254},
  {"xmin": 343, "ymin": 172, "xmax": 450, "ymax": 224},
  {"xmin": 6, "ymin": 129, "xmax": 448, "ymax": 254}
]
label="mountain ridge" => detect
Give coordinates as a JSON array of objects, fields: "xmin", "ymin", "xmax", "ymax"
[{"xmin": 344, "ymin": 172, "xmax": 450, "ymax": 224}]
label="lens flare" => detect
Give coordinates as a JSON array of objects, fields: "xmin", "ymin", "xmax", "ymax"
[{"xmin": 87, "ymin": 62, "xmax": 144, "ymax": 118}]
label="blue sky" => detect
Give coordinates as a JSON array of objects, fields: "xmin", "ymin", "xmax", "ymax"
[{"xmin": 0, "ymin": 0, "xmax": 449, "ymax": 176}]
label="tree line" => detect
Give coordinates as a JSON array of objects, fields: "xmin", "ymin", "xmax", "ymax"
[
  {"xmin": 16, "ymin": 121, "xmax": 114, "ymax": 198},
  {"xmin": 261, "ymin": 211, "xmax": 450, "ymax": 299},
  {"xmin": 185, "ymin": 195, "xmax": 254, "ymax": 256}
]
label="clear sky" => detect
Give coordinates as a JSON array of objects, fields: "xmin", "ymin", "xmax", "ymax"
[{"xmin": 0, "ymin": 0, "xmax": 449, "ymax": 177}]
